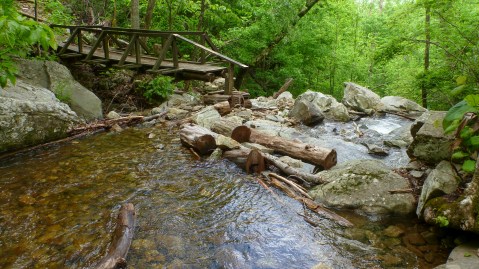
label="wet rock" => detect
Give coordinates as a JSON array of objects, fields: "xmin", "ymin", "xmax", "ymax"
[
  {"xmin": 379, "ymin": 254, "xmax": 403, "ymax": 267},
  {"xmin": 342, "ymin": 82, "xmax": 382, "ymax": 114},
  {"xmin": 131, "ymin": 239, "xmax": 156, "ymax": 251},
  {"xmin": 191, "ymin": 106, "xmax": 221, "ymax": 129},
  {"xmin": 311, "ymin": 263, "xmax": 333, "ymax": 269},
  {"xmin": 19, "ymin": 194, "xmax": 36, "ymax": 205},
  {"xmin": 110, "ymin": 123, "xmax": 123, "ymax": 132},
  {"xmin": 343, "ymin": 228, "xmax": 367, "ymax": 242},
  {"xmin": 309, "ymin": 160, "xmax": 416, "ymax": 215},
  {"xmin": 383, "ymin": 124, "xmax": 413, "ymax": 148},
  {"xmin": 106, "ymin": 111, "xmax": 121, "ymax": 119},
  {"xmin": 290, "ymin": 90, "xmax": 349, "ymax": 123},
  {"xmin": 421, "ymin": 230, "xmax": 439, "ymax": 245},
  {"xmin": 437, "ymin": 242, "xmax": 479, "ymax": 269},
  {"xmin": 383, "ymin": 237, "xmax": 402, "ymax": 249},
  {"xmin": 362, "ymin": 143, "xmax": 389, "ymax": 156},
  {"xmin": 144, "ymin": 249, "xmax": 166, "ymax": 263},
  {"xmin": 383, "ymin": 225, "xmax": 405, "ymax": 238},
  {"xmin": 407, "ymin": 111, "xmax": 454, "ymax": 164},
  {"xmin": 0, "ymin": 80, "xmax": 81, "ymax": 153},
  {"xmin": 166, "ymin": 107, "xmax": 189, "ymax": 120},
  {"xmin": 208, "ymin": 148, "xmax": 223, "ymax": 161},
  {"xmin": 417, "ymin": 161, "xmax": 460, "ymax": 218},
  {"xmin": 380, "ymin": 96, "xmax": 426, "ymax": 119},
  {"xmin": 404, "ymin": 233, "xmax": 426, "ymax": 246},
  {"xmin": 410, "ymin": 170, "xmax": 425, "ymax": 178}
]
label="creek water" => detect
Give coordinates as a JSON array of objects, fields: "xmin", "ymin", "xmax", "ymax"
[{"xmin": 0, "ymin": 121, "xmax": 448, "ymax": 268}]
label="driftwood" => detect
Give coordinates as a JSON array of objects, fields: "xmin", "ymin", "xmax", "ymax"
[
  {"xmin": 223, "ymin": 147, "xmax": 328, "ymax": 184},
  {"xmin": 210, "ymin": 118, "xmax": 242, "ymax": 137},
  {"xmin": 213, "ymin": 101, "xmax": 232, "ymax": 116},
  {"xmin": 95, "ymin": 203, "xmax": 136, "ymax": 269},
  {"xmin": 179, "ymin": 124, "xmax": 217, "ymax": 155},
  {"xmin": 232, "ymin": 126, "xmax": 337, "ymax": 169},
  {"xmin": 203, "ymin": 94, "xmax": 231, "ymax": 105},
  {"xmin": 269, "ymin": 173, "xmax": 311, "ymax": 199},
  {"xmin": 267, "ymin": 176, "xmax": 353, "ymax": 228},
  {"xmin": 273, "ymin": 78, "xmax": 293, "ymax": 99}
]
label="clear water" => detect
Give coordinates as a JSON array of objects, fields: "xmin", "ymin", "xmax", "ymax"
[{"xmin": 0, "ymin": 126, "xmax": 447, "ymax": 268}]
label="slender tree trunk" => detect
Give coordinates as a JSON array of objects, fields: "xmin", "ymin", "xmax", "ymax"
[
  {"xmin": 112, "ymin": 0, "xmax": 117, "ymax": 27},
  {"xmin": 197, "ymin": 0, "xmax": 206, "ymax": 32},
  {"xmin": 131, "ymin": 0, "xmax": 140, "ymax": 29},
  {"xmin": 144, "ymin": 0, "xmax": 157, "ymax": 30},
  {"xmin": 422, "ymin": 5, "xmax": 431, "ymax": 108}
]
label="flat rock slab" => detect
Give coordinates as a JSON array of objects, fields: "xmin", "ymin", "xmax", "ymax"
[{"xmin": 435, "ymin": 242, "xmax": 479, "ymax": 269}]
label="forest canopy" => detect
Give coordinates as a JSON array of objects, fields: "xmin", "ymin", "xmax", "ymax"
[{"xmin": 9, "ymin": 0, "xmax": 479, "ymax": 109}]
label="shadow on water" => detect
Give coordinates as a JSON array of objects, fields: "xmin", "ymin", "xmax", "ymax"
[{"xmin": 0, "ymin": 125, "xmax": 448, "ymax": 268}]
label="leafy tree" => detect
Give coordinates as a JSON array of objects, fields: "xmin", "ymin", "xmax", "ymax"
[{"xmin": 0, "ymin": 0, "xmax": 57, "ymax": 87}]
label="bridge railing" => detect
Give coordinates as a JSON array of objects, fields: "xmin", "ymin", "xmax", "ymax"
[{"xmin": 50, "ymin": 24, "xmax": 247, "ymax": 93}]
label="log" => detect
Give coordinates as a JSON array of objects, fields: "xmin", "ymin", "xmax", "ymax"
[
  {"xmin": 210, "ymin": 119, "xmax": 242, "ymax": 137},
  {"xmin": 95, "ymin": 203, "xmax": 136, "ymax": 269},
  {"xmin": 179, "ymin": 124, "xmax": 217, "ymax": 155},
  {"xmin": 273, "ymin": 78, "xmax": 293, "ymax": 99},
  {"xmin": 232, "ymin": 126, "xmax": 337, "ymax": 169},
  {"xmin": 213, "ymin": 101, "xmax": 232, "ymax": 116},
  {"xmin": 203, "ymin": 94, "xmax": 231, "ymax": 105},
  {"xmin": 245, "ymin": 149, "xmax": 265, "ymax": 174},
  {"xmin": 223, "ymin": 147, "xmax": 328, "ymax": 184},
  {"xmin": 268, "ymin": 177, "xmax": 353, "ymax": 228}
]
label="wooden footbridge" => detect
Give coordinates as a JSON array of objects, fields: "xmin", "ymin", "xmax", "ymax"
[{"xmin": 50, "ymin": 25, "xmax": 248, "ymax": 94}]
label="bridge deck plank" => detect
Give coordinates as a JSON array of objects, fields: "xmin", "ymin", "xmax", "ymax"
[{"xmin": 61, "ymin": 43, "xmax": 227, "ymax": 74}]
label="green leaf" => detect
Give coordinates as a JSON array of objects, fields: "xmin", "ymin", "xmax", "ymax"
[
  {"xmin": 464, "ymin": 252, "xmax": 472, "ymax": 257},
  {"xmin": 443, "ymin": 100, "xmax": 478, "ymax": 132},
  {"xmin": 460, "ymin": 126, "xmax": 475, "ymax": 140},
  {"xmin": 465, "ymin": 94, "xmax": 479, "ymax": 108},
  {"xmin": 456, "ymin": 75, "xmax": 467, "ymax": 85},
  {"xmin": 462, "ymin": 159, "xmax": 476, "ymax": 173},
  {"xmin": 451, "ymin": 85, "xmax": 466, "ymax": 97},
  {"xmin": 470, "ymin": 136, "xmax": 479, "ymax": 147},
  {"xmin": 452, "ymin": 151, "xmax": 470, "ymax": 160},
  {"xmin": 444, "ymin": 119, "xmax": 461, "ymax": 134}
]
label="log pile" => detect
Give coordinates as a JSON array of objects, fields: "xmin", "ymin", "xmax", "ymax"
[{"xmin": 179, "ymin": 122, "xmax": 350, "ymax": 227}]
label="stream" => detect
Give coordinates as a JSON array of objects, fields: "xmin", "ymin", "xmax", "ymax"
[{"xmin": 0, "ymin": 117, "xmax": 449, "ymax": 268}]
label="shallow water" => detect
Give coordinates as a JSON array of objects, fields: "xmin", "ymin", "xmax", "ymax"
[{"xmin": 0, "ymin": 125, "xmax": 448, "ymax": 268}]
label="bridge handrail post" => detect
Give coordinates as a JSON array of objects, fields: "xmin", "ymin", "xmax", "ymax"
[
  {"xmin": 58, "ymin": 27, "xmax": 80, "ymax": 55},
  {"xmin": 152, "ymin": 35, "xmax": 173, "ymax": 70},
  {"xmin": 118, "ymin": 34, "xmax": 138, "ymax": 66}
]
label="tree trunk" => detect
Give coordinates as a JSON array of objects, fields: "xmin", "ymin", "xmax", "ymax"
[
  {"xmin": 131, "ymin": 0, "xmax": 140, "ymax": 29},
  {"xmin": 95, "ymin": 203, "xmax": 136, "ymax": 269},
  {"xmin": 422, "ymin": 4, "xmax": 431, "ymax": 108},
  {"xmin": 231, "ymin": 126, "xmax": 337, "ymax": 169},
  {"xmin": 144, "ymin": 0, "xmax": 157, "ymax": 30},
  {"xmin": 213, "ymin": 101, "xmax": 232, "ymax": 116},
  {"xmin": 179, "ymin": 124, "xmax": 217, "ymax": 155}
]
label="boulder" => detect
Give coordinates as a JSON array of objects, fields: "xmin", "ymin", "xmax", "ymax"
[
  {"xmin": 417, "ymin": 161, "xmax": 460, "ymax": 218},
  {"xmin": 342, "ymin": 82, "xmax": 382, "ymax": 114},
  {"xmin": 159, "ymin": 93, "xmax": 201, "ymax": 109},
  {"xmin": 0, "ymin": 80, "xmax": 81, "ymax": 153},
  {"xmin": 15, "ymin": 58, "xmax": 103, "ymax": 121},
  {"xmin": 407, "ymin": 111, "xmax": 454, "ymax": 164},
  {"xmin": 250, "ymin": 96, "xmax": 278, "ymax": 110},
  {"xmin": 383, "ymin": 124, "xmax": 413, "ymax": 148},
  {"xmin": 290, "ymin": 90, "xmax": 349, "ymax": 124},
  {"xmin": 309, "ymin": 160, "xmax": 415, "ymax": 215},
  {"xmin": 422, "ymin": 162, "xmax": 479, "ymax": 234},
  {"xmin": 166, "ymin": 107, "xmax": 189, "ymax": 120},
  {"xmin": 436, "ymin": 242, "xmax": 479, "ymax": 269},
  {"xmin": 380, "ymin": 96, "xmax": 426, "ymax": 118},
  {"xmin": 191, "ymin": 106, "xmax": 221, "ymax": 129}
]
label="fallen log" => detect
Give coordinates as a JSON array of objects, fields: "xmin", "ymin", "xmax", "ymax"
[
  {"xmin": 223, "ymin": 147, "xmax": 328, "ymax": 184},
  {"xmin": 95, "ymin": 203, "xmax": 136, "ymax": 269},
  {"xmin": 232, "ymin": 126, "xmax": 337, "ymax": 169},
  {"xmin": 179, "ymin": 124, "xmax": 217, "ymax": 155},
  {"xmin": 273, "ymin": 78, "xmax": 293, "ymax": 99},
  {"xmin": 210, "ymin": 118, "xmax": 242, "ymax": 137},
  {"xmin": 267, "ymin": 177, "xmax": 353, "ymax": 228}
]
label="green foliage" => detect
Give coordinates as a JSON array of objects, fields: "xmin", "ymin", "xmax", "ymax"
[
  {"xmin": 44, "ymin": 0, "xmax": 73, "ymax": 25},
  {"xmin": 434, "ymin": 215, "xmax": 449, "ymax": 228},
  {"xmin": 0, "ymin": 0, "xmax": 57, "ymax": 87},
  {"xmin": 139, "ymin": 76, "xmax": 175, "ymax": 103},
  {"xmin": 443, "ymin": 94, "xmax": 479, "ymax": 173}
]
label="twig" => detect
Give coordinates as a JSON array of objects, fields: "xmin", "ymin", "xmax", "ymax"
[
  {"xmin": 189, "ymin": 148, "xmax": 201, "ymax": 160},
  {"xmin": 269, "ymin": 173, "xmax": 312, "ymax": 199}
]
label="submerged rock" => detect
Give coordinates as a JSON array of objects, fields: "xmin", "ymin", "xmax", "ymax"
[
  {"xmin": 309, "ymin": 160, "xmax": 415, "ymax": 215},
  {"xmin": 407, "ymin": 111, "xmax": 453, "ymax": 164},
  {"xmin": 342, "ymin": 82, "xmax": 382, "ymax": 114}
]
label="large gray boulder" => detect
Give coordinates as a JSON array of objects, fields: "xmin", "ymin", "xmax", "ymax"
[
  {"xmin": 416, "ymin": 161, "xmax": 460, "ymax": 218},
  {"xmin": 342, "ymin": 82, "xmax": 382, "ymax": 114},
  {"xmin": 309, "ymin": 160, "xmax": 415, "ymax": 215},
  {"xmin": 290, "ymin": 90, "xmax": 349, "ymax": 123},
  {"xmin": 0, "ymin": 80, "xmax": 81, "ymax": 153},
  {"xmin": 380, "ymin": 96, "xmax": 426, "ymax": 119},
  {"xmin": 407, "ymin": 111, "xmax": 454, "ymax": 164},
  {"xmin": 15, "ymin": 58, "xmax": 103, "ymax": 121}
]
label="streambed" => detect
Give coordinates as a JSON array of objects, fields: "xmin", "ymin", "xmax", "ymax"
[{"xmin": 0, "ymin": 123, "xmax": 448, "ymax": 268}]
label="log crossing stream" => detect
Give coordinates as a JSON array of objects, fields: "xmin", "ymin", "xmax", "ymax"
[{"xmin": 0, "ymin": 123, "xmax": 449, "ymax": 268}]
